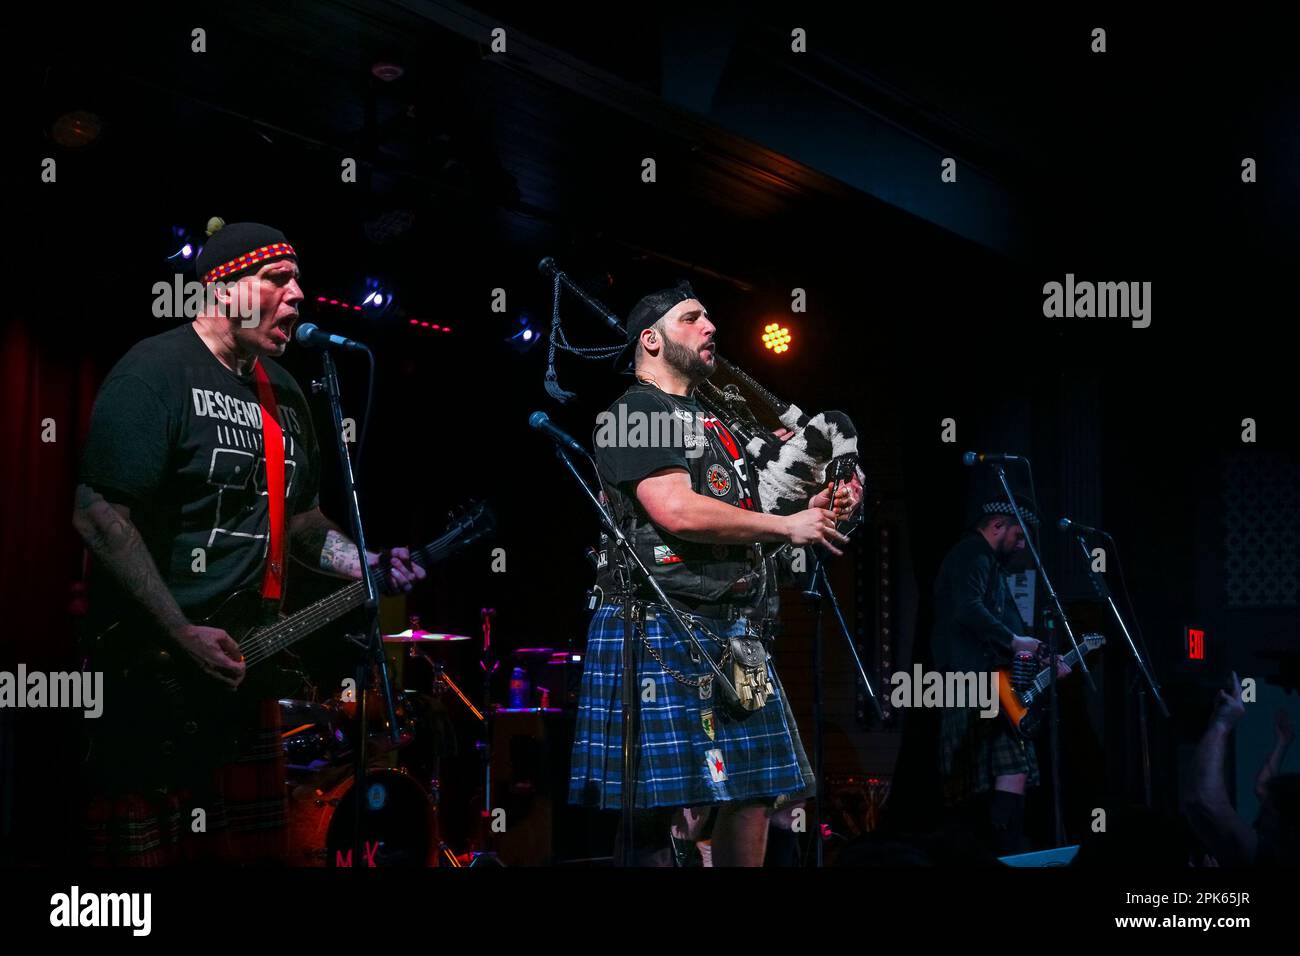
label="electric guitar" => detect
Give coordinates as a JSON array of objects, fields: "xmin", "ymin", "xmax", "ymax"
[
  {"xmin": 85, "ymin": 501, "xmax": 494, "ymax": 778},
  {"xmin": 997, "ymin": 633, "xmax": 1105, "ymax": 738}
]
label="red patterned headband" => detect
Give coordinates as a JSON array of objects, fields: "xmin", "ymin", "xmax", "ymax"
[{"xmin": 201, "ymin": 242, "xmax": 297, "ymax": 285}]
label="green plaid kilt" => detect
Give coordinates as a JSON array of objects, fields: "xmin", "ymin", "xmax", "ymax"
[{"xmin": 938, "ymin": 705, "xmax": 1039, "ymax": 806}]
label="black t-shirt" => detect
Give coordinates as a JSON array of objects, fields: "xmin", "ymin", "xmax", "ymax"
[
  {"xmin": 595, "ymin": 386, "xmax": 703, "ymax": 489},
  {"xmin": 79, "ymin": 323, "xmax": 320, "ymax": 622}
]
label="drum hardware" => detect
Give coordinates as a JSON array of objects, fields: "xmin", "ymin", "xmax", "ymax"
[{"xmin": 282, "ymin": 610, "xmax": 512, "ymax": 865}]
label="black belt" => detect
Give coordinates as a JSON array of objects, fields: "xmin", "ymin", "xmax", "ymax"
[{"xmin": 603, "ymin": 594, "xmax": 770, "ymax": 627}]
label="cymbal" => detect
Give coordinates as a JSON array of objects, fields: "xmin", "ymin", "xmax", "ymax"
[{"xmin": 382, "ymin": 628, "xmax": 472, "ymax": 643}]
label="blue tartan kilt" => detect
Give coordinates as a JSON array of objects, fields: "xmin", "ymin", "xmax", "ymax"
[{"xmin": 568, "ymin": 603, "xmax": 809, "ymax": 810}]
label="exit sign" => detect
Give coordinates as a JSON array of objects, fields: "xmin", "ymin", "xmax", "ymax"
[{"xmin": 1186, "ymin": 627, "xmax": 1206, "ymax": 661}]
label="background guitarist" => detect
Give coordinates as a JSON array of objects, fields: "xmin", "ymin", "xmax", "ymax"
[
  {"xmin": 72, "ymin": 220, "xmax": 425, "ymax": 864},
  {"xmin": 930, "ymin": 493, "xmax": 1068, "ymax": 856}
]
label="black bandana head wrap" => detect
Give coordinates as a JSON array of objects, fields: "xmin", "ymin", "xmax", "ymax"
[{"xmin": 614, "ymin": 280, "xmax": 700, "ymax": 373}]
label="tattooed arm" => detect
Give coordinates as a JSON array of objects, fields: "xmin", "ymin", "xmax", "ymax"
[
  {"xmin": 73, "ymin": 483, "xmax": 188, "ymax": 636},
  {"xmin": 288, "ymin": 507, "xmax": 367, "ymax": 578},
  {"xmin": 287, "ymin": 507, "xmax": 425, "ymax": 593},
  {"xmin": 288, "ymin": 507, "xmax": 427, "ymax": 591},
  {"xmin": 72, "ymin": 484, "xmax": 244, "ymax": 684}
]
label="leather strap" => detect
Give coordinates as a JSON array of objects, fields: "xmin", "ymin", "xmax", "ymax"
[{"xmin": 253, "ymin": 361, "xmax": 286, "ymax": 601}]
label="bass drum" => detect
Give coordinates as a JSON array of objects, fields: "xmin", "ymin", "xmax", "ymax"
[{"xmin": 287, "ymin": 766, "xmax": 436, "ymax": 866}]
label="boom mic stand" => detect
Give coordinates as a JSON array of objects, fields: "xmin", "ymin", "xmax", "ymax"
[
  {"xmin": 542, "ymin": 434, "xmax": 739, "ymax": 866},
  {"xmin": 990, "ymin": 462, "xmax": 1086, "ymax": 847},
  {"xmin": 1072, "ymin": 531, "xmax": 1169, "ymax": 808}
]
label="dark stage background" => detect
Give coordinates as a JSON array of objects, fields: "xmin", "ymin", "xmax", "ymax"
[{"xmin": 5, "ymin": 4, "xmax": 1297, "ymax": 864}]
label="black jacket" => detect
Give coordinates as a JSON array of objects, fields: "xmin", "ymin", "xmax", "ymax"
[{"xmin": 930, "ymin": 531, "xmax": 1026, "ymax": 673}]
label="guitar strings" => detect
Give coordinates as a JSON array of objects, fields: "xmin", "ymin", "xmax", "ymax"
[
  {"xmin": 242, "ymin": 546, "xmax": 436, "ymax": 665},
  {"xmin": 239, "ymin": 538, "xmax": 452, "ymax": 667}
]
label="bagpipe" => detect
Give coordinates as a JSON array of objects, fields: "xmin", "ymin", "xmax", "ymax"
[{"xmin": 538, "ymin": 257, "xmax": 865, "ymax": 517}]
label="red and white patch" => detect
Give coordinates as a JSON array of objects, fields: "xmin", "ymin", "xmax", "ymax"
[
  {"xmin": 705, "ymin": 748, "xmax": 727, "ymax": 782},
  {"xmin": 706, "ymin": 463, "xmax": 732, "ymax": 497}
]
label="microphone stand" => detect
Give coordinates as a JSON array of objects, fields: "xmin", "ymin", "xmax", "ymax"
[
  {"xmin": 475, "ymin": 608, "xmax": 499, "ymax": 864},
  {"xmin": 313, "ymin": 348, "xmax": 401, "ymax": 868},
  {"xmin": 1043, "ymin": 606, "xmax": 1064, "ymax": 846},
  {"xmin": 991, "ymin": 464, "xmax": 1087, "ymax": 848},
  {"xmin": 801, "ymin": 472, "xmax": 882, "ymax": 868},
  {"xmin": 546, "ymin": 439, "xmax": 739, "ymax": 866},
  {"xmin": 1072, "ymin": 533, "xmax": 1168, "ymax": 717},
  {"xmin": 1072, "ymin": 532, "xmax": 1169, "ymax": 809}
]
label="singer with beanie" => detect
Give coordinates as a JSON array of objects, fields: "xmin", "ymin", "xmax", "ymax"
[{"xmin": 74, "ymin": 219, "xmax": 425, "ymax": 864}]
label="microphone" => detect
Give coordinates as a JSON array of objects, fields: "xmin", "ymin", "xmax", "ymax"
[
  {"xmin": 962, "ymin": 451, "xmax": 1023, "ymax": 466},
  {"xmin": 294, "ymin": 322, "xmax": 369, "ymax": 352},
  {"xmin": 1059, "ymin": 517, "xmax": 1108, "ymax": 536},
  {"xmin": 529, "ymin": 411, "xmax": 587, "ymax": 456}
]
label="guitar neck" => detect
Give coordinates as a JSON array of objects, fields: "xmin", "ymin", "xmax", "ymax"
[
  {"xmin": 240, "ymin": 537, "xmax": 458, "ymax": 667},
  {"xmin": 1025, "ymin": 638, "xmax": 1102, "ymax": 699}
]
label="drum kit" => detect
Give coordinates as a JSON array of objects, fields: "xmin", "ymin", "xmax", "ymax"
[{"xmin": 279, "ymin": 613, "xmax": 577, "ymax": 866}]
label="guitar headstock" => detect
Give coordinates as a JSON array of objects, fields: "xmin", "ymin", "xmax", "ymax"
[
  {"xmin": 1081, "ymin": 633, "xmax": 1106, "ymax": 651},
  {"xmin": 445, "ymin": 499, "xmax": 496, "ymax": 541}
]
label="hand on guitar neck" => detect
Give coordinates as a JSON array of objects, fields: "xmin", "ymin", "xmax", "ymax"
[
  {"xmin": 1011, "ymin": 635, "xmax": 1072, "ymax": 680},
  {"xmin": 369, "ymin": 545, "xmax": 427, "ymax": 594},
  {"xmin": 159, "ymin": 542, "xmax": 426, "ymax": 690}
]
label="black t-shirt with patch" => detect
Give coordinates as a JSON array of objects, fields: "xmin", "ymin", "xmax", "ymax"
[
  {"xmin": 592, "ymin": 384, "xmax": 770, "ymax": 610},
  {"xmin": 79, "ymin": 323, "xmax": 320, "ymax": 623}
]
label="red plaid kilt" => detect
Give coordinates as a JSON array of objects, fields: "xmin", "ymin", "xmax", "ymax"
[{"xmin": 85, "ymin": 698, "xmax": 287, "ymax": 865}]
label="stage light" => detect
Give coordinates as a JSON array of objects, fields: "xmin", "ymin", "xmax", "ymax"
[
  {"xmin": 359, "ymin": 279, "xmax": 395, "ymax": 316},
  {"xmin": 166, "ymin": 226, "xmax": 194, "ymax": 262},
  {"xmin": 508, "ymin": 314, "xmax": 538, "ymax": 351},
  {"xmin": 762, "ymin": 322, "xmax": 792, "ymax": 354},
  {"xmin": 51, "ymin": 110, "xmax": 102, "ymax": 149},
  {"xmin": 406, "ymin": 319, "xmax": 453, "ymax": 337}
]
